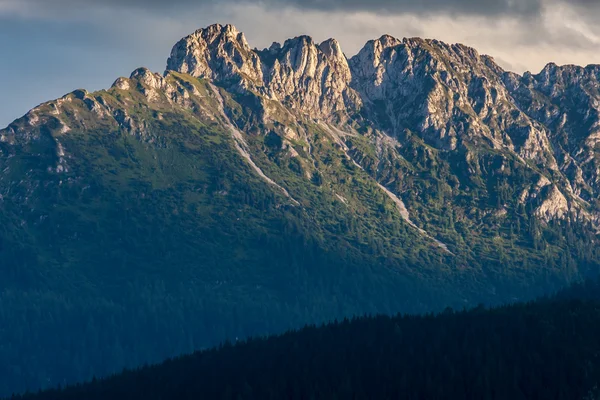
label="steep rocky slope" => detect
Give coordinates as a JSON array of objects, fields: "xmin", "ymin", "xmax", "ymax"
[{"xmin": 2, "ymin": 23, "xmax": 600, "ymax": 396}]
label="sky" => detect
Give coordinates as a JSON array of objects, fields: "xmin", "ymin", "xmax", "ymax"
[{"xmin": 1, "ymin": 0, "xmax": 600, "ymax": 128}]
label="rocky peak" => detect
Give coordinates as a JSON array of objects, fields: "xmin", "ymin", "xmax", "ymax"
[
  {"xmin": 167, "ymin": 26, "xmax": 358, "ymax": 119},
  {"xmin": 166, "ymin": 23, "xmax": 264, "ymax": 87},
  {"xmin": 318, "ymin": 39, "xmax": 345, "ymax": 63},
  {"xmin": 270, "ymin": 35, "xmax": 319, "ymax": 75},
  {"xmin": 350, "ymin": 35, "xmax": 402, "ymax": 78},
  {"xmin": 349, "ymin": 34, "xmax": 555, "ymax": 164},
  {"xmin": 259, "ymin": 35, "xmax": 358, "ymax": 117},
  {"xmin": 531, "ymin": 63, "xmax": 600, "ymax": 104},
  {"xmin": 130, "ymin": 67, "xmax": 166, "ymax": 89},
  {"xmin": 348, "ymin": 36, "xmax": 496, "ymax": 98}
]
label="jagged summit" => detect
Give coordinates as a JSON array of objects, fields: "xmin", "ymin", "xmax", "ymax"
[
  {"xmin": 163, "ymin": 24, "xmax": 508, "ymax": 111},
  {"xmin": 173, "ymin": 23, "xmax": 250, "ymax": 50},
  {"xmin": 163, "ymin": 25, "xmax": 506, "ymax": 123},
  {"xmin": 165, "ymin": 24, "xmax": 360, "ymax": 118},
  {"xmin": 318, "ymin": 38, "xmax": 344, "ymax": 56},
  {"xmin": 141, "ymin": 24, "xmax": 600, "ymax": 220},
  {"xmin": 166, "ymin": 23, "xmax": 263, "ymax": 87}
]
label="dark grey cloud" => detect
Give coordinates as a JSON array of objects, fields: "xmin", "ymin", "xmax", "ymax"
[
  {"xmin": 568, "ymin": 0, "xmax": 600, "ymax": 8},
  {"xmin": 267, "ymin": 0, "xmax": 543, "ymax": 17},
  {"xmin": 7, "ymin": 0, "xmax": 600, "ymax": 23},
  {"xmin": 1, "ymin": 0, "xmax": 544, "ymax": 18}
]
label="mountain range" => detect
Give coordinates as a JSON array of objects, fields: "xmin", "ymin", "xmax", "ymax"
[{"xmin": 2, "ymin": 23, "xmax": 600, "ymax": 395}]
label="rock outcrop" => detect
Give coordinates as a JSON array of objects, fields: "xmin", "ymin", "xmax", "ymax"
[{"xmin": 166, "ymin": 24, "xmax": 360, "ymax": 120}]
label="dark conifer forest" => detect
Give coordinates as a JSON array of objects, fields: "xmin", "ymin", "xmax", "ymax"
[{"xmin": 10, "ymin": 279, "xmax": 600, "ymax": 400}]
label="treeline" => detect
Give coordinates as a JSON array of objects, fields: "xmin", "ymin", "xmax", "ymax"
[{"xmin": 12, "ymin": 279, "xmax": 600, "ymax": 400}]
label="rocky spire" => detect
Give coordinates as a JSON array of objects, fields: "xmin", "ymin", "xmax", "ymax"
[
  {"xmin": 166, "ymin": 23, "xmax": 264, "ymax": 87},
  {"xmin": 261, "ymin": 35, "xmax": 359, "ymax": 117},
  {"xmin": 166, "ymin": 25, "xmax": 360, "ymax": 119}
]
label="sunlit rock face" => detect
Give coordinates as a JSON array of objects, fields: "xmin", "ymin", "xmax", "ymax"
[
  {"xmin": 348, "ymin": 36, "xmax": 557, "ymax": 171},
  {"xmin": 166, "ymin": 24, "xmax": 360, "ymax": 120}
]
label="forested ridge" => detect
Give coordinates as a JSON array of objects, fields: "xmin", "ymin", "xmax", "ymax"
[{"xmin": 10, "ymin": 279, "xmax": 600, "ymax": 400}]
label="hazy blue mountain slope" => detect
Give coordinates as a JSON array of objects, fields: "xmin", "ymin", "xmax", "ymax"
[{"xmin": 13, "ymin": 279, "xmax": 600, "ymax": 400}]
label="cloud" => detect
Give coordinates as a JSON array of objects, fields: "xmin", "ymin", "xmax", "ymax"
[
  {"xmin": 213, "ymin": 4, "xmax": 600, "ymax": 72},
  {"xmin": 0, "ymin": 0, "xmax": 544, "ymax": 18},
  {"xmin": 5, "ymin": 0, "xmax": 600, "ymax": 22},
  {"xmin": 2, "ymin": 0, "xmax": 600, "ymax": 74}
]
